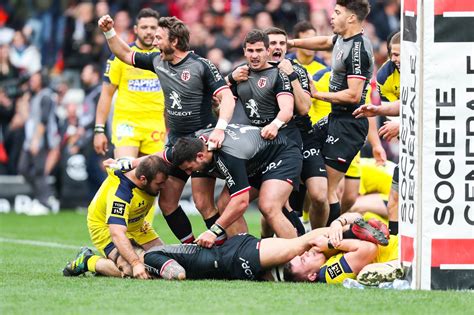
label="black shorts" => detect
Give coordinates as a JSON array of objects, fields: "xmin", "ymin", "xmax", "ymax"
[
  {"xmin": 166, "ymin": 131, "xmax": 215, "ymax": 181},
  {"xmin": 313, "ymin": 113, "xmax": 368, "ymax": 173},
  {"xmin": 300, "ymin": 129, "xmax": 327, "ymax": 181},
  {"xmin": 279, "ymin": 124, "xmax": 303, "ymax": 150},
  {"xmin": 217, "ymin": 234, "xmax": 262, "ymax": 280},
  {"xmin": 391, "ymin": 164, "xmax": 399, "ymax": 193},
  {"xmin": 249, "ymin": 144, "xmax": 303, "ymax": 191}
]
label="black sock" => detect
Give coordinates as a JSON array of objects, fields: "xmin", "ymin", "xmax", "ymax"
[
  {"xmin": 204, "ymin": 212, "xmax": 220, "ymax": 229},
  {"xmin": 282, "ymin": 207, "xmax": 306, "ymax": 236},
  {"xmin": 389, "ymin": 221, "xmax": 399, "ymax": 235},
  {"xmin": 83, "ymin": 255, "xmax": 91, "ymax": 272},
  {"xmin": 343, "ymin": 227, "xmax": 357, "ymax": 240},
  {"xmin": 326, "ymin": 202, "xmax": 341, "ymax": 227},
  {"xmin": 164, "ymin": 206, "xmax": 195, "ymax": 244}
]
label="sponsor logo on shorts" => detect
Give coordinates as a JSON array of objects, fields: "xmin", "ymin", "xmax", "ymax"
[
  {"xmin": 327, "ymin": 262, "xmax": 343, "ymax": 279},
  {"xmin": 262, "ymin": 160, "xmax": 282, "ymax": 174},
  {"xmin": 239, "ymin": 257, "xmax": 255, "ymax": 279},
  {"xmin": 325, "ymin": 135, "xmax": 339, "ymax": 145},
  {"xmin": 111, "ymin": 201, "xmax": 126, "ymax": 216},
  {"xmin": 302, "ymin": 148, "xmax": 320, "ymax": 159}
]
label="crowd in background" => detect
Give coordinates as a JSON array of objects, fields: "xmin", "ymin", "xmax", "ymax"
[{"xmin": 0, "ymin": 0, "xmax": 400, "ymax": 206}]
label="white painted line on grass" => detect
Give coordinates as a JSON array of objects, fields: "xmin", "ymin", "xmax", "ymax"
[{"xmin": 0, "ymin": 237, "xmax": 86, "ymax": 250}]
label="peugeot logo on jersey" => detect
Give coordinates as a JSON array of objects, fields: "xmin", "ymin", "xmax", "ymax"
[{"xmin": 257, "ymin": 77, "xmax": 267, "ymax": 88}]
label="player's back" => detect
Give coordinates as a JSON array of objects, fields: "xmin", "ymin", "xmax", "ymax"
[{"xmin": 359, "ymin": 158, "xmax": 395, "ymax": 198}]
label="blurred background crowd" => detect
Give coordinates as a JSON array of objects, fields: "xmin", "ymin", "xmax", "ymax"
[{"xmin": 0, "ymin": 0, "xmax": 400, "ymax": 209}]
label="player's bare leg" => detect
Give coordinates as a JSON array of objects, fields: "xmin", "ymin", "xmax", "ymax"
[
  {"xmin": 305, "ymin": 177, "xmax": 329, "ymax": 229},
  {"xmin": 191, "ymin": 177, "xmax": 218, "ymax": 220},
  {"xmin": 350, "ymin": 194, "xmax": 388, "ymax": 217},
  {"xmin": 326, "ymin": 165, "xmax": 346, "ymax": 226},
  {"xmin": 340, "ymin": 177, "xmax": 360, "ymax": 213},
  {"xmin": 258, "ymin": 180, "xmax": 297, "ymax": 239}
]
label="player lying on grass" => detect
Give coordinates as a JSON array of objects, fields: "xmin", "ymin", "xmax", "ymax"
[
  {"xmin": 144, "ymin": 213, "xmax": 396, "ymax": 283},
  {"xmin": 63, "ymin": 155, "xmax": 170, "ymax": 279}
]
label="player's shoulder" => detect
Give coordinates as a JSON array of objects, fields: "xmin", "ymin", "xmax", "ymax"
[
  {"xmin": 377, "ymin": 60, "xmax": 398, "ymax": 85},
  {"xmin": 313, "ymin": 66, "xmax": 331, "ymax": 81}
]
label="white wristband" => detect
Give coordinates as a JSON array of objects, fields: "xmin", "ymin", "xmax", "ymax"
[
  {"xmin": 271, "ymin": 118, "xmax": 285, "ymax": 129},
  {"xmin": 104, "ymin": 28, "xmax": 116, "ymax": 40},
  {"xmin": 215, "ymin": 118, "xmax": 228, "ymax": 130}
]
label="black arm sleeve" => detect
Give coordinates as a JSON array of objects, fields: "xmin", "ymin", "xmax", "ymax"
[
  {"xmin": 133, "ymin": 52, "xmax": 161, "ymax": 72},
  {"xmin": 40, "ymin": 95, "xmax": 53, "ymax": 125}
]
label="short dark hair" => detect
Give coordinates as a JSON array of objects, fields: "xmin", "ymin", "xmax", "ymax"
[
  {"xmin": 336, "ymin": 0, "xmax": 371, "ymax": 21},
  {"xmin": 158, "ymin": 16, "xmax": 190, "ymax": 51},
  {"xmin": 264, "ymin": 27, "xmax": 287, "ymax": 39},
  {"xmin": 293, "ymin": 21, "xmax": 316, "ymax": 39},
  {"xmin": 243, "ymin": 29, "xmax": 269, "ymax": 49},
  {"xmin": 135, "ymin": 8, "xmax": 160, "ymax": 25},
  {"xmin": 283, "ymin": 262, "xmax": 296, "ymax": 282},
  {"xmin": 172, "ymin": 137, "xmax": 205, "ymax": 167},
  {"xmin": 387, "ymin": 31, "xmax": 400, "ymax": 53},
  {"xmin": 135, "ymin": 155, "xmax": 170, "ymax": 182}
]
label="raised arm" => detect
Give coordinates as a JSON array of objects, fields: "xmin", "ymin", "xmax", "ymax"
[
  {"xmin": 98, "ymin": 15, "xmax": 135, "ymax": 66},
  {"xmin": 287, "ymin": 35, "xmax": 334, "ymax": 51}
]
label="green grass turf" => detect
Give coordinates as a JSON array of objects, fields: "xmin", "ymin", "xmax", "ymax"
[{"xmin": 1, "ymin": 211, "xmax": 473, "ymax": 315}]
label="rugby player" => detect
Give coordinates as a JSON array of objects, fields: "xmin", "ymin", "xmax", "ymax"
[
  {"xmin": 94, "ymin": 8, "xmax": 165, "ymax": 225},
  {"xmin": 171, "ymin": 124, "xmax": 303, "ymax": 246},
  {"xmin": 143, "ymin": 212, "xmax": 394, "ymax": 283},
  {"xmin": 63, "ymin": 155, "xmax": 169, "ymax": 279},
  {"xmin": 288, "ymin": 0, "xmax": 375, "ymax": 227},
  {"xmin": 98, "ymin": 15, "xmax": 236, "ymax": 244}
]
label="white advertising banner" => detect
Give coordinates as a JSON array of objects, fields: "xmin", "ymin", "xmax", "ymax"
[
  {"xmin": 420, "ymin": 0, "xmax": 474, "ymax": 290},
  {"xmin": 401, "ymin": 0, "xmax": 474, "ymax": 290},
  {"xmin": 399, "ymin": 0, "xmax": 422, "ymax": 289}
]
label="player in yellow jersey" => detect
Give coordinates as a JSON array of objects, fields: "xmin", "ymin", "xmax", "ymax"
[
  {"xmin": 347, "ymin": 158, "xmax": 395, "ymax": 219},
  {"xmin": 94, "ymin": 8, "xmax": 166, "ymax": 225},
  {"xmin": 63, "ymin": 155, "xmax": 169, "ymax": 279}
]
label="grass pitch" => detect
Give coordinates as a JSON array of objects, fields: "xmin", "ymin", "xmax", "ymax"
[{"xmin": 1, "ymin": 211, "xmax": 472, "ymax": 315}]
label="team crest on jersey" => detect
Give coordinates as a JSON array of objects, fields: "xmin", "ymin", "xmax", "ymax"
[
  {"xmin": 181, "ymin": 70, "xmax": 191, "ymax": 81},
  {"xmin": 257, "ymin": 77, "xmax": 267, "ymax": 88}
]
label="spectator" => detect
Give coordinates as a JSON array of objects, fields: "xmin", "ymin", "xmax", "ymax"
[
  {"xmin": 9, "ymin": 30, "xmax": 41, "ymax": 75},
  {"xmin": 18, "ymin": 71, "xmax": 60, "ymax": 215}
]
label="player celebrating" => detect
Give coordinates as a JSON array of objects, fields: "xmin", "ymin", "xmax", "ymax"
[
  {"xmin": 97, "ymin": 15, "xmax": 236, "ymax": 244},
  {"xmin": 288, "ymin": 0, "xmax": 374, "ymax": 227}
]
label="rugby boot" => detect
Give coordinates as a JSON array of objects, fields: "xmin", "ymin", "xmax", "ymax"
[
  {"xmin": 367, "ymin": 218, "xmax": 390, "ymax": 240},
  {"xmin": 352, "ymin": 218, "xmax": 389, "ymax": 246},
  {"xmin": 63, "ymin": 246, "xmax": 94, "ymax": 276}
]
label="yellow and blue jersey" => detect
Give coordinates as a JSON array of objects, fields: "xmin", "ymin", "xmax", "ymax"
[
  {"xmin": 359, "ymin": 158, "xmax": 395, "ymax": 200},
  {"xmin": 87, "ymin": 168, "xmax": 156, "ymax": 232},
  {"xmin": 376, "ymin": 60, "xmax": 400, "ymax": 103},
  {"xmin": 104, "ymin": 43, "xmax": 165, "ymax": 124}
]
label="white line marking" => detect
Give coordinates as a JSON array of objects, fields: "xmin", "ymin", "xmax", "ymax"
[
  {"xmin": 443, "ymin": 12, "xmax": 474, "ymax": 18},
  {"xmin": 440, "ymin": 264, "xmax": 474, "ymax": 270},
  {"xmin": 405, "ymin": 11, "xmax": 415, "ymax": 17},
  {"xmin": 0, "ymin": 237, "xmax": 87, "ymax": 250}
]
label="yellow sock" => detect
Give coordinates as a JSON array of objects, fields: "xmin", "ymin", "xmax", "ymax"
[
  {"xmin": 302, "ymin": 209, "xmax": 309, "ymax": 222},
  {"xmin": 87, "ymin": 255, "xmax": 101, "ymax": 273},
  {"xmin": 144, "ymin": 204, "xmax": 156, "ymax": 226}
]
